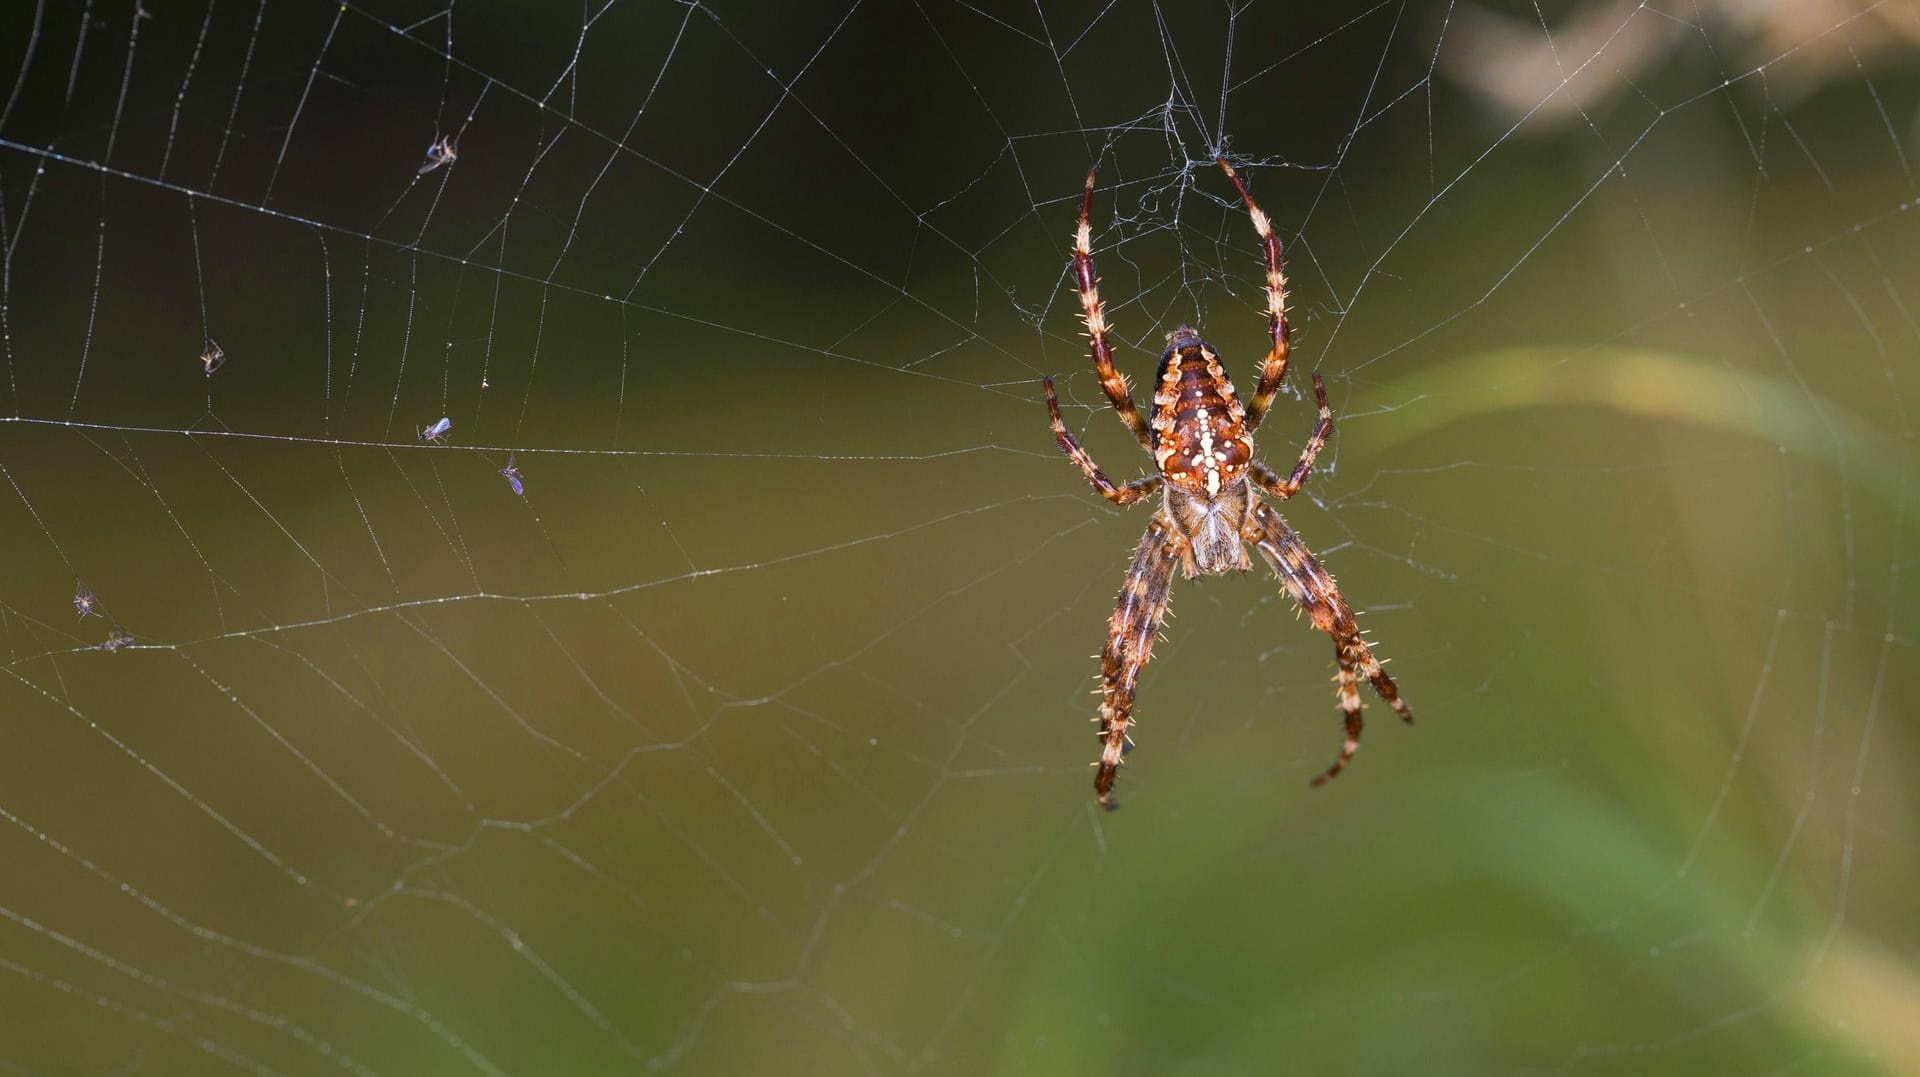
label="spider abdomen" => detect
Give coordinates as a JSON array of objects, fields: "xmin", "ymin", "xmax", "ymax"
[{"xmin": 1150, "ymin": 327, "xmax": 1252, "ymax": 499}]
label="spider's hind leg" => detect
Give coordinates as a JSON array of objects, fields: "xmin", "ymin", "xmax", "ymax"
[
  {"xmin": 1094, "ymin": 515, "xmax": 1184, "ymax": 809},
  {"xmin": 1314, "ymin": 642, "xmax": 1365, "ymax": 786},
  {"xmin": 1246, "ymin": 501, "xmax": 1412, "ymax": 785}
]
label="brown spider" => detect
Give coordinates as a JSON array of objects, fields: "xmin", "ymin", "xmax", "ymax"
[{"xmin": 1044, "ymin": 158, "xmax": 1413, "ymax": 809}]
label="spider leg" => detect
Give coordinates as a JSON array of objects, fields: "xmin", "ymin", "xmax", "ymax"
[
  {"xmin": 1245, "ymin": 501, "xmax": 1411, "ymax": 785},
  {"xmin": 1249, "ymin": 372, "xmax": 1331, "ymax": 501},
  {"xmin": 1217, "ymin": 158, "xmax": 1291, "ymax": 434},
  {"xmin": 1073, "ymin": 169, "xmax": 1153, "ymax": 449},
  {"xmin": 1321, "ymin": 642, "xmax": 1364, "ymax": 785},
  {"xmin": 1095, "ymin": 515, "xmax": 1184, "ymax": 809},
  {"xmin": 1045, "ymin": 378, "xmax": 1163, "ymax": 505}
]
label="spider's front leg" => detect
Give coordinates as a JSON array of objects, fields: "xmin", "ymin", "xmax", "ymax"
[
  {"xmin": 1072, "ymin": 168, "xmax": 1153, "ymax": 448},
  {"xmin": 1045, "ymin": 378, "xmax": 1163, "ymax": 506},
  {"xmin": 1246, "ymin": 501, "xmax": 1411, "ymax": 785},
  {"xmin": 1218, "ymin": 157, "xmax": 1293, "ymax": 433},
  {"xmin": 1094, "ymin": 515, "xmax": 1184, "ymax": 809}
]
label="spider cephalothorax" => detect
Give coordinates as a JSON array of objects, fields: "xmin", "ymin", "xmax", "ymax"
[{"xmin": 1043, "ymin": 158, "xmax": 1413, "ymax": 809}]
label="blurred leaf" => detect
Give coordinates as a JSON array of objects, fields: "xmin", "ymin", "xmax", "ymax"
[{"xmin": 1370, "ymin": 348, "xmax": 1904, "ymax": 508}]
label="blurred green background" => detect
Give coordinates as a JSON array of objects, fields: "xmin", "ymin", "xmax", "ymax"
[{"xmin": 0, "ymin": 1, "xmax": 1916, "ymax": 1074}]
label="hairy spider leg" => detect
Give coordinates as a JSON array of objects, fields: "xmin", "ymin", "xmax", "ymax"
[
  {"xmin": 1331, "ymin": 646, "xmax": 1365, "ymax": 783},
  {"xmin": 1044, "ymin": 378, "xmax": 1163, "ymax": 505},
  {"xmin": 1249, "ymin": 373, "xmax": 1332, "ymax": 500},
  {"xmin": 1217, "ymin": 158, "xmax": 1292, "ymax": 434},
  {"xmin": 1096, "ymin": 516, "xmax": 1184, "ymax": 809},
  {"xmin": 1072, "ymin": 169, "xmax": 1152, "ymax": 449},
  {"xmin": 1246, "ymin": 500, "xmax": 1412, "ymax": 784}
]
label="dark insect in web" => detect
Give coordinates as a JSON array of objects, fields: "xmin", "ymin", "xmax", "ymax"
[{"xmin": 1043, "ymin": 159, "xmax": 1414, "ymax": 810}]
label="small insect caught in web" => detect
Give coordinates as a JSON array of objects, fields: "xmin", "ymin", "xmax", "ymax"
[
  {"xmin": 100, "ymin": 624, "xmax": 135, "ymax": 652},
  {"xmin": 418, "ymin": 135, "xmax": 458, "ymax": 176},
  {"xmin": 73, "ymin": 579, "xmax": 98, "ymax": 619},
  {"xmin": 200, "ymin": 340, "xmax": 224, "ymax": 375},
  {"xmin": 418, "ymin": 417, "xmax": 452, "ymax": 444},
  {"xmin": 499, "ymin": 455, "xmax": 524, "ymax": 496}
]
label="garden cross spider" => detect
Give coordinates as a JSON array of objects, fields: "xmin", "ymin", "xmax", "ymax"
[{"xmin": 1044, "ymin": 158, "xmax": 1413, "ymax": 809}]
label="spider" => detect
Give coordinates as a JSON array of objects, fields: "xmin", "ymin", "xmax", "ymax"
[{"xmin": 1043, "ymin": 158, "xmax": 1413, "ymax": 809}]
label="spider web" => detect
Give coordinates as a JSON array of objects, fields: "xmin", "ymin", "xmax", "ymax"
[{"xmin": 0, "ymin": 0, "xmax": 1916, "ymax": 1073}]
